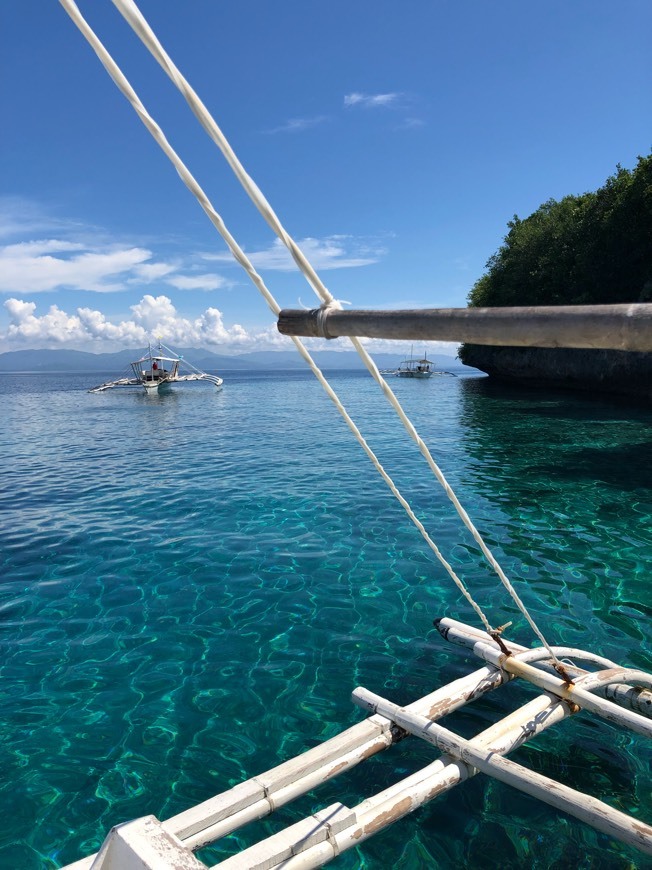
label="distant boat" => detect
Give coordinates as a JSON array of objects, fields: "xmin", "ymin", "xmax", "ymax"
[
  {"xmin": 397, "ymin": 347, "xmax": 435, "ymax": 378},
  {"xmin": 377, "ymin": 346, "xmax": 457, "ymax": 378},
  {"xmin": 89, "ymin": 340, "xmax": 223, "ymax": 393}
]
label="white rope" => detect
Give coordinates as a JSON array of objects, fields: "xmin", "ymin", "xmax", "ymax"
[
  {"xmin": 58, "ymin": 0, "xmax": 492, "ymax": 633},
  {"xmin": 110, "ymin": 0, "xmax": 339, "ymax": 311},
  {"xmin": 107, "ymin": 0, "xmax": 563, "ymax": 663},
  {"xmin": 62, "ymin": 0, "xmax": 561, "ymax": 662}
]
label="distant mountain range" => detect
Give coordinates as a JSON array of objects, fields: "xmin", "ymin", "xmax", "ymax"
[{"xmin": 0, "ymin": 347, "xmax": 470, "ymax": 373}]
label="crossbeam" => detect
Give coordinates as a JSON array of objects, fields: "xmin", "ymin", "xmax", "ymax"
[
  {"xmin": 277, "ymin": 304, "xmax": 652, "ymax": 351},
  {"xmin": 351, "ymin": 687, "xmax": 652, "ymax": 856}
]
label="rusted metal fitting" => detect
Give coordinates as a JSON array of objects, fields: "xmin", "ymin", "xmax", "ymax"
[
  {"xmin": 489, "ymin": 628, "xmax": 513, "ymax": 657},
  {"xmin": 552, "ymin": 661, "xmax": 575, "ymax": 686}
]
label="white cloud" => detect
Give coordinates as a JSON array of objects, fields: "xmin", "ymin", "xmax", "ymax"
[
  {"xmin": 344, "ymin": 92, "xmax": 402, "ymax": 109},
  {"xmin": 397, "ymin": 117, "xmax": 425, "ymax": 130},
  {"xmin": 130, "ymin": 262, "xmax": 177, "ymax": 283},
  {"xmin": 77, "ymin": 307, "xmax": 148, "ymax": 344},
  {"xmin": 0, "ymin": 196, "xmax": 80, "ymax": 241},
  {"xmin": 265, "ymin": 116, "xmax": 329, "ymax": 134},
  {"xmin": 165, "ymin": 273, "xmax": 228, "ymax": 291},
  {"xmin": 2, "ymin": 294, "xmax": 253, "ymax": 351},
  {"xmin": 203, "ymin": 236, "xmax": 385, "ymax": 272},
  {"xmin": 1, "ymin": 295, "xmax": 460, "ymax": 358},
  {"xmin": 2, "ymin": 240, "xmax": 86, "ymax": 257},
  {"xmin": 0, "ymin": 236, "xmax": 231, "ymax": 296},
  {"xmin": 4, "ymin": 298, "xmax": 86, "ymax": 344},
  {"xmin": 0, "ymin": 241, "xmax": 154, "ymax": 293},
  {"xmin": 130, "ymin": 294, "xmax": 178, "ymax": 330}
]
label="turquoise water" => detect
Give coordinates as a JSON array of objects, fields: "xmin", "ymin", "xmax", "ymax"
[{"xmin": 0, "ymin": 368, "xmax": 650, "ymax": 869}]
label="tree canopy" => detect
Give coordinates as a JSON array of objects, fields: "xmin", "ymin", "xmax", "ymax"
[{"xmin": 466, "ymin": 153, "xmax": 652, "ymax": 310}]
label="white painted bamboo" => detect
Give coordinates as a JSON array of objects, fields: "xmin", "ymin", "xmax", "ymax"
[
  {"xmin": 350, "ymin": 687, "xmax": 652, "ymax": 856},
  {"xmin": 605, "ymin": 683, "xmax": 652, "ymax": 717},
  {"xmin": 66, "ymin": 667, "xmax": 510, "ymax": 868},
  {"xmin": 176, "ymin": 730, "xmax": 392, "ymax": 852},
  {"xmin": 435, "ymin": 617, "xmax": 616, "ymax": 667},
  {"xmin": 211, "ymin": 692, "xmax": 570, "ymax": 869},
  {"xmin": 162, "ymin": 665, "xmax": 509, "ymax": 850},
  {"xmin": 435, "ymin": 617, "xmax": 652, "ymax": 717},
  {"xmin": 277, "ymin": 304, "xmax": 652, "ymax": 351},
  {"xmin": 467, "ymin": 640, "xmax": 652, "ymax": 738}
]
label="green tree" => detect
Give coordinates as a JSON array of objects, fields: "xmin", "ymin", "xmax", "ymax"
[{"xmin": 465, "ymin": 153, "xmax": 652, "ymax": 311}]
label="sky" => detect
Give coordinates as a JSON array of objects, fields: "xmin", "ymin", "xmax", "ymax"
[{"xmin": 1, "ymin": 0, "xmax": 650, "ymax": 355}]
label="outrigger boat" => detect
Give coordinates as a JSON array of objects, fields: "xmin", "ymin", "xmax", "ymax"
[
  {"xmin": 397, "ymin": 348, "xmax": 435, "ymax": 378},
  {"xmin": 387, "ymin": 346, "xmax": 457, "ymax": 378},
  {"xmin": 89, "ymin": 341, "xmax": 223, "ymax": 393}
]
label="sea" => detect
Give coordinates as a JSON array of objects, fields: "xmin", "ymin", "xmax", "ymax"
[{"xmin": 1, "ymin": 367, "xmax": 651, "ymax": 870}]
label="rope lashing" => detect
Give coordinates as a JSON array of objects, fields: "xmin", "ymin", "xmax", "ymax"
[
  {"xmin": 62, "ymin": 0, "xmax": 562, "ymax": 665},
  {"xmin": 315, "ymin": 301, "xmax": 343, "ymax": 340}
]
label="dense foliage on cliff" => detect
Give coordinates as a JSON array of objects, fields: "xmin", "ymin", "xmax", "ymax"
[{"xmin": 466, "ymin": 153, "xmax": 652, "ymax": 311}]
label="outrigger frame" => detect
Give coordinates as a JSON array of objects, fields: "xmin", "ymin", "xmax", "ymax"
[{"xmin": 63, "ymin": 617, "xmax": 652, "ymax": 869}]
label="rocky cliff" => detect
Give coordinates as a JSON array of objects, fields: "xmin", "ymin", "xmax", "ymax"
[{"xmin": 460, "ymin": 346, "xmax": 652, "ymax": 401}]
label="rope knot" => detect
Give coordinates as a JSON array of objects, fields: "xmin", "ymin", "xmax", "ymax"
[{"xmin": 489, "ymin": 621, "xmax": 514, "ymax": 656}]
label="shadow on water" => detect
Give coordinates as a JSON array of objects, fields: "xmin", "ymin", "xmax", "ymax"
[
  {"xmin": 458, "ymin": 378, "xmax": 652, "ymax": 492},
  {"xmin": 537, "ymin": 440, "xmax": 652, "ymax": 489},
  {"xmin": 460, "ymin": 375, "xmax": 652, "ymax": 420}
]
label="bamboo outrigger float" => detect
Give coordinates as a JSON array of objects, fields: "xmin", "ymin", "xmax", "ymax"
[
  {"xmin": 57, "ymin": 0, "xmax": 651, "ymax": 866},
  {"xmin": 63, "ymin": 617, "xmax": 652, "ymax": 868}
]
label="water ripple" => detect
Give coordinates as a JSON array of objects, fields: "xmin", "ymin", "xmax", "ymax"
[{"xmin": 0, "ymin": 371, "xmax": 650, "ymax": 869}]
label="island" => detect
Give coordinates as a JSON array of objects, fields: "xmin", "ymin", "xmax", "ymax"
[{"xmin": 458, "ymin": 154, "xmax": 652, "ymax": 400}]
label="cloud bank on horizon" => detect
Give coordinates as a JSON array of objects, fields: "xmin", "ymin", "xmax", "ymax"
[
  {"xmin": 0, "ymin": 203, "xmax": 436, "ymax": 355},
  {"xmin": 3, "ymin": 293, "xmax": 255, "ymax": 350},
  {"xmin": 0, "ymin": 197, "xmax": 391, "ymax": 353}
]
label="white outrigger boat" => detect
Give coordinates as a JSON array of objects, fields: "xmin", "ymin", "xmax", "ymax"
[
  {"xmin": 397, "ymin": 349, "xmax": 435, "ymax": 378},
  {"xmin": 89, "ymin": 341, "xmax": 223, "ymax": 393},
  {"xmin": 389, "ymin": 347, "xmax": 456, "ymax": 378}
]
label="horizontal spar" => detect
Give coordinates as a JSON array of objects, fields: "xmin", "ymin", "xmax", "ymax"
[{"xmin": 277, "ymin": 304, "xmax": 652, "ymax": 351}]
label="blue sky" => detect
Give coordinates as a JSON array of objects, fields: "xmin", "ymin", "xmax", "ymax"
[{"xmin": 1, "ymin": 1, "xmax": 650, "ymax": 354}]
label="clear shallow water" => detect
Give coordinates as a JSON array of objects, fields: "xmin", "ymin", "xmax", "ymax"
[{"xmin": 0, "ymin": 368, "xmax": 650, "ymax": 869}]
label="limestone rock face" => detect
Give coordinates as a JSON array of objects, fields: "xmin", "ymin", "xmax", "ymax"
[{"xmin": 461, "ymin": 346, "xmax": 652, "ymax": 401}]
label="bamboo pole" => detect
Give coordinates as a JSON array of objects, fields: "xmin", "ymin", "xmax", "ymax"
[
  {"xmin": 211, "ymin": 692, "xmax": 571, "ymax": 869},
  {"xmin": 277, "ymin": 304, "xmax": 652, "ymax": 351},
  {"xmin": 465, "ymin": 639, "xmax": 652, "ymax": 738},
  {"xmin": 162, "ymin": 665, "xmax": 509, "ymax": 850},
  {"xmin": 435, "ymin": 617, "xmax": 652, "ymax": 718},
  {"xmin": 351, "ymin": 687, "xmax": 652, "ymax": 857}
]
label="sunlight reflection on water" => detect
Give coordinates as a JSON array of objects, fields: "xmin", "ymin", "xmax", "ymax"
[{"xmin": 0, "ymin": 369, "xmax": 650, "ymax": 869}]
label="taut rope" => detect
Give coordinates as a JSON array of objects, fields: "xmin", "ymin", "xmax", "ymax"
[{"xmin": 60, "ymin": 0, "xmax": 563, "ymax": 664}]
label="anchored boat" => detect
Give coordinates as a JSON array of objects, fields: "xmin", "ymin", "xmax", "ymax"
[
  {"xmin": 89, "ymin": 341, "xmax": 223, "ymax": 393},
  {"xmin": 397, "ymin": 348, "xmax": 435, "ymax": 378}
]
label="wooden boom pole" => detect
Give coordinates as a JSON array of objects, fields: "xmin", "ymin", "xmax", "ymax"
[{"xmin": 277, "ymin": 303, "xmax": 652, "ymax": 351}]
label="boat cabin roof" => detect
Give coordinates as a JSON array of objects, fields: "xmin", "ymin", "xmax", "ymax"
[{"xmin": 133, "ymin": 353, "xmax": 179, "ymax": 364}]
